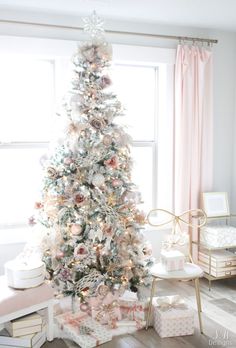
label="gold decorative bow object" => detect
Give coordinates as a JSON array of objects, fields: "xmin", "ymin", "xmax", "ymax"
[
  {"xmin": 156, "ymin": 295, "xmax": 187, "ymax": 311},
  {"xmin": 147, "ymin": 208, "xmax": 207, "ymax": 252},
  {"xmin": 147, "ymin": 208, "xmax": 207, "ymax": 231}
]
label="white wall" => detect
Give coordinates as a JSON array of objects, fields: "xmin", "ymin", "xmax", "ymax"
[
  {"xmin": 0, "ymin": 243, "xmax": 25, "ymax": 274},
  {"xmin": 0, "ymin": 10, "xmax": 236, "ymax": 272},
  {"xmin": 209, "ymin": 31, "xmax": 236, "ymax": 203}
]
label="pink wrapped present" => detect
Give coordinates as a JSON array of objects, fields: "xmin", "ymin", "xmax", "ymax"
[
  {"xmin": 55, "ymin": 311, "xmax": 112, "ymax": 348},
  {"xmin": 161, "ymin": 250, "xmax": 185, "ymax": 271},
  {"xmin": 153, "ymin": 295, "xmax": 194, "ymax": 338}
]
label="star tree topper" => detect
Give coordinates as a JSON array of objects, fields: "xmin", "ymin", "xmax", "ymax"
[{"xmin": 83, "ymin": 11, "xmax": 105, "ymax": 39}]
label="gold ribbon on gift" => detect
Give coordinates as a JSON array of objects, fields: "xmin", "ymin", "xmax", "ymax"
[
  {"xmin": 95, "ymin": 300, "xmax": 119, "ymax": 327},
  {"xmin": 156, "ymin": 295, "xmax": 187, "ymax": 312},
  {"xmin": 147, "ymin": 208, "xmax": 207, "ymax": 254}
]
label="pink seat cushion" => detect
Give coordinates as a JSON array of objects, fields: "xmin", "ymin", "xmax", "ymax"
[{"xmin": 0, "ymin": 275, "xmax": 54, "ymax": 317}]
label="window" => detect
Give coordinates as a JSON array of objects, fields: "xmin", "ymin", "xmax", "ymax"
[
  {"xmin": 0, "ymin": 37, "xmax": 174, "ymax": 237},
  {"xmin": 0, "ymin": 58, "xmax": 54, "ymax": 227},
  {"xmin": 112, "ymin": 64, "xmax": 157, "ymax": 212}
]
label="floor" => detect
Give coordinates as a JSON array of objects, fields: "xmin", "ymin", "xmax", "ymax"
[{"xmin": 43, "ymin": 277, "xmax": 236, "ymax": 348}]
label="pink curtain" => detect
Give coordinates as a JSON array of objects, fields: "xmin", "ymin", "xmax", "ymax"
[{"xmin": 174, "ymin": 45, "xmax": 213, "ymax": 258}]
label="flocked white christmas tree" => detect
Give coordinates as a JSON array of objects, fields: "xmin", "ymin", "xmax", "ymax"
[{"xmin": 35, "ymin": 12, "xmax": 153, "ymax": 301}]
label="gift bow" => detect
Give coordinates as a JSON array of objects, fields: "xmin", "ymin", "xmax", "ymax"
[
  {"xmin": 90, "ymin": 292, "xmax": 120, "ymax": 328},
  {"xmin": 120, "ymin": 303, "xmax": 145, "ymax": 329},
  {"xmin": 62, "ymin": 312, "xmax": 99, "ymax": 345},
  {"xmin": 156, "ymin": 295, "xmax": 187, "ymax": 312},
  {"xmin": 96, "ymin": 300, "xmax": 118, "ymax": 321},
  {"xmin": 63, "ymin": 313, "xmax": 89, "ymax": 333},
  {"xmin": 125, "ymin": 304, "xmax": 143, "ymax": 319}
]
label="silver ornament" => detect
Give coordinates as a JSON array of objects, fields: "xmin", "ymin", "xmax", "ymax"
[{"xmin": 92, "ymin": 173, "xmax": 105, "ymax": 187}]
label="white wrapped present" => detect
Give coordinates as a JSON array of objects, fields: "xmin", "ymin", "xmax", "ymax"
[
  {"xmin": 4, "ymin": 259, "xmax": 45, "ymax": 289},
  {"xmin": 153, "ymin": 295, "xmax": 194, "ymax": 338},
  {"xmin": 55, "ymin": 311, "xmax": 112, "ymax": 348},
  {"xmin": 161, "ymin": 250, "xmax": 185, "ymax": 271}
]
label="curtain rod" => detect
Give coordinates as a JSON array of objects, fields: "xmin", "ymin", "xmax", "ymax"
[{"xmin": 0, "ymin": 19, "xmax": 218, "ymax": 44}]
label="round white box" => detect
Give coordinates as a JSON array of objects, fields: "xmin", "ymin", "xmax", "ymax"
[{"xmin": 4, "ymin": 259, "xmax": 45, "ymax": 289}]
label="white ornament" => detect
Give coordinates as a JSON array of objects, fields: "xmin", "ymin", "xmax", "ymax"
[
  {"xmin": 76, "ymin": 270, "xmax": 103, "ymax": 294},
  {"xmin": 83, "ymin": 11, "xmax": 104, "ymax": 38},
  {"xmin": 92, "ymin": 173, "xmax": 105, "ymax": 187}
]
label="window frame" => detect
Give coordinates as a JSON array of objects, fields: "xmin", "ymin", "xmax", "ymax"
[{"xmin": 0, "ymin": 37, "xmax": 175, "ymax": 243}]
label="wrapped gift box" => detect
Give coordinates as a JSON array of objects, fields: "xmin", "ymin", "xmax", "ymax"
[
  {"xmin": 161, "ymin": 250, "xmax": 185, "ymax": 271},
  {"xmin": 55, "ymin": 311, "xmax": 112, "ymax": 348},
  {"xmin": 153, "ymin": 295, "xmax": 194, "ymax": 338},
  {"xmin": 4, "ymin": 259, "xmax": 45, "ymax": 289},
  {"xmin": 118, "ymin": 291, "xmax": 148, "ymax": 326}
]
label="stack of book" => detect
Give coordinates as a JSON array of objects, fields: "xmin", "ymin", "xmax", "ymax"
[{"xmin": 0, "ymin": 313, "xmax": 46, "ymax": 348}]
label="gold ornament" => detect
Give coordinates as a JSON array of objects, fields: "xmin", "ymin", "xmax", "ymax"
[{"xmin": 107, "ymin": 194, "xmax": 116, "ymax": 206}]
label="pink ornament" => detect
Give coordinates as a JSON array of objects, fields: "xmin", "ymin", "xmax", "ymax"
[
  {"xmin": 64, "ymin": 157, "xmax": 73, "ymax": 165},
  {"xmin": 59, "ymin": 268, "xmax": 71, "ymax": 281},
  {"xmin": 104, "ymin": 156, "xmax": 119, "ymax": 169},
  {"xmin": 112, "ymin": 179, "xmax": 122, "ymax": 187},
  {"xmin": 74, "ymin": 243, "xmax": 88, "ymax": 259},
  {"xmin": 56, "ymin": 251, "xmax": 64, "ymax": 259},
  {"xmin": 100, "ymin": 75, "xmax": 112, "ymax": 89},
  {"xmin": 74, "ymin": 193, "xmax": 85, "ymax": 204},
  {"xmin": 34, "ymin": 201, "xmax": 43, "ymax": 209},
  {"xmin": 80, "ymin": 302, "xmax": 90, "ymax": 313},
  {"xmin": 71, "ymin": 224, "xmax": 82, "ymax": 235},
  {"xmin": 28, "ymin": 216, "xmax": 36, "ymax": 226}
]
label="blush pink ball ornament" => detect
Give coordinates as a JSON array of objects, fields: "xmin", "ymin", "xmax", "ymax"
[
  {"xmin": 71, "ymin": 224, "xmax": 82, "ymax": 235},
  {"xmin": 112, "ymin": 179, "xmax": 122, "ymax": 187},
  {"xmin": 56, "ymin": 251, "xmax": 64, "ymax": 259},
  {"xmin": 64, "ymin": 157, "xmax": 73, "ymax": 165}
]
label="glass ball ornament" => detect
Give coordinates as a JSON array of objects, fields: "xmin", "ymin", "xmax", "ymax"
[{"xmin": 92, "ymin": 173, "xmax": 105, "ymax": 187}]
